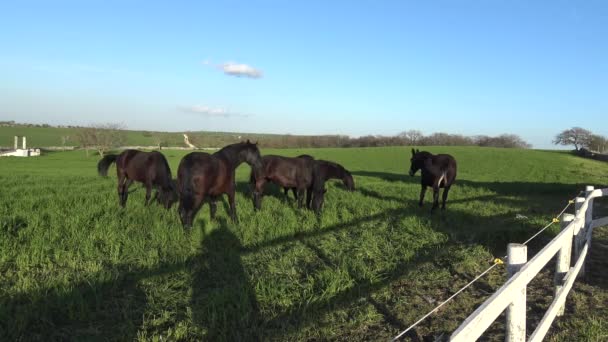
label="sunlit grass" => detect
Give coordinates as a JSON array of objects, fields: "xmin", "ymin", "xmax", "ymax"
[{"xmin": 1, "ymin": 146, "xmax": 607, "ymax": 341}]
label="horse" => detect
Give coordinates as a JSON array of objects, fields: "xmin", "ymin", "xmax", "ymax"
[
  {"xmin": 97, "ymin": 150, "xmax": 178, "ymax": 209},
  {"xmin": 177, "ymin": 140, "xmax": 263, "ymax": 228},
  {"xmin": 250, "ymin": 155, "xmax": 316, "ymax": 210},
  {"xmin": 408, "ymin": 148, "xmax": 457, "ymax": 211},
  {"xmin": 282, "ymin": 154, "xmax": 315, "ymax": 199},
  {"xmin": 310, "ymin": 160, "xmax": 355, "ymax": 213}
]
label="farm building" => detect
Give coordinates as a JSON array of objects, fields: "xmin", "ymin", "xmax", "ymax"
[{"xmin": 0, "ymin": 136, "xmax": 41, "ymax": 157}]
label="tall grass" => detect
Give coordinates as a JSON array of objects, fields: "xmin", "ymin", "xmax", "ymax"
[{"xmin": 0, "ymin": 147, "xmax": 606, "ymax": 341}]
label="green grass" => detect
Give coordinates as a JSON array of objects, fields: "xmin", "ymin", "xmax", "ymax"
[{"xmin": 0, "ymin": 146, "xmax": 607, "ymax": 341}]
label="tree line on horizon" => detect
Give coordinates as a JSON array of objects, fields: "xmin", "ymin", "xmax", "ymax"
[{"xmin": 2, "ymin": 121, "xmax": 533, "ymax": 153}]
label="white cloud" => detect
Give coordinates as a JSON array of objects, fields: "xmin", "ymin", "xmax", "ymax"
[
  {"xmin": 220, "ymin": 62, "xmax": 263, "ymax": 78},
  {"xmin": 180, "ymin": 105, "xmax": 249, "ymax": 118}
]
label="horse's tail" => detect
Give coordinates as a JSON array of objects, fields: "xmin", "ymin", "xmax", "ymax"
[
  {"xmin": 178, "ymin": 165, "xmax": 195, "ymax": 211},
  {"xmin": 157, "ymin": 154, "xmax": 173, "ymax": 189},
  {"xmin": 97, "ymin": 154, "xmax": 118, "ymax": 176}
]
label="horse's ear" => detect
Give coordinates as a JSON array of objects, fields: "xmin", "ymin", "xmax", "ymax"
[
  {"xmin": 246, "ymin": 139, "xmax": 251, "ymax": 144},
  {"xmin": 416, "ymin": 149, "xmax": 420, "ymax": 153},
  {"xmin": 411, "ymin": 148, "xmax": 415, "ymax": 156},
  {"xmin": 255, "ymin": 140, "xmax": 259, "ymax": 145}
]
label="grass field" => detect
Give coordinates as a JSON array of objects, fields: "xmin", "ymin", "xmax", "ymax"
[{"xmin": 1, "ymin": 146, "xmax": 607, "ymax": 341}]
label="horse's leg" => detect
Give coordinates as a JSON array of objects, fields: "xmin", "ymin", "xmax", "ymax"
[
  {"xmin": 253, "ymin": 179, "xmax": 266, "ymax": 210},
  {"xmin": 227, "ymin": 189, "xmax": 238, "ymax": 222},
  {"xmin": 117, "ymin": 173, "xmax": 126, "ymax": 207},
  {"xmin": 441, "ymin": 186, "xmax": 451, "ymax": 210},
  {"xmin": 306, "ymin": 187, "xmax": 313, "ymax": 209},
  {"xmin": 283, "ymin": 187, "xmax": 289, "ymax": 197},
  {"xmin": 122, "ymin": 179, "xmax": 133, "ymax": 207},
  {"xmin": 432, "ymin": 185, "xmax": 440, "ymax": 212},
  {"xmin": 297, "ymin": 187, "xmax": 306, "ymax": 208},
  {"xmin": 209, "ymin": 196, "xmax": 217, "ymax": 220},
  {"xmin": 419, "ymin": 185, "xmax": 427, "ymax": 207},
  {"xmin": 292, "ymin": 188, "xmax": 298, "ymax": 200},
  {"xmin": 144, "ymin": 183, "xmax": 153, "ymax": 206},
  {"xmin": 180, "ymin": 193, "xmax": 204, "ymax": 229}
]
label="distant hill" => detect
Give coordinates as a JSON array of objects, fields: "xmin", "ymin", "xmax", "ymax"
[{"xmin": 0, "ymin": 124, "xmax": 284, "ymax": 149}]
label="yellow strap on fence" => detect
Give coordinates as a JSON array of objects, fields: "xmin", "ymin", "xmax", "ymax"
[
  {"xmin": 552, "ymin": 218, "xmax": 560, "ymax": 223},
  {"xmin": 494, "ymin": 258, "xmax": 504, "ymax": 265}
]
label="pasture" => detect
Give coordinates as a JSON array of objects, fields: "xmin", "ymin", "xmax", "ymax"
[{"xmin": 1, "ymin": 146, "xmax": 607, "ymax": 341}]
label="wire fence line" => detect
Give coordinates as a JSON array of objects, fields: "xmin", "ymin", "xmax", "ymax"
[{"xmin": 391, "ymin": 191, "xmax": 582, "ymax": 341}]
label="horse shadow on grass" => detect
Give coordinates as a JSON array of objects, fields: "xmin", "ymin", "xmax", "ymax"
[
  {"xmin": 0, "ymin": 217, "xmax": 261, "ymax": 341},
  {"xmin": 190, "ymin": 217, "xmax": 262, "ymax": 341}
]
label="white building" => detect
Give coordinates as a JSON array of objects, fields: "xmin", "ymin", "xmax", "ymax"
[{"xmin": 0, "ymin": 136, "xmax": 41, "ymax": 157}]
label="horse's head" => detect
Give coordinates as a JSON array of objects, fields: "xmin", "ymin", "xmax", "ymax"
[
  {"xmin": 240, "ymin": 140, "xmax": 263, "ymax": 174},
  {"xmin": 342, "ymin": 170, "xmax": 355, "ymax": 191},
  {"xmin": 409, "ymin": 148, "xmax": 429, "ymax": 176},
  {"xmin": 312, "ymin": 188, "xmax": 327, "ymax": 214}
]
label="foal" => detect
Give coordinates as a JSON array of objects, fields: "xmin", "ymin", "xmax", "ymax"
[
  {"xmin": 408, "ymin": 149, "xmax": 457, "ymax": 211},
  {"xmin": 310, "ymin": 160, "xmax": 355, "ymax": 213}
]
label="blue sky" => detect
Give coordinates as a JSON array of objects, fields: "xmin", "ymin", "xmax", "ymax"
[{"xmin": 1, "ymin": 1, "xmax": 606, "ymax": 148}]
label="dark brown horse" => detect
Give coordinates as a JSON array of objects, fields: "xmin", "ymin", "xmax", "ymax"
[
  {"xmin": 310, "ymin": 160, "xmax": 355, "ymax": 213},
  {"xmin": 282, "ymin": 154, "xmax": 315, "ymax": 199},
  {"xmin": 177, "ymin": 140, "xmax": 263, "ymax": 228},
  {"xmin": 250, "ymin": 155, "xmax": 316, "ymax": 210},
  {"xmin": 408, "ymin": 149, "xmax": 457, "ymax": 211},
  {"xmin": 97, "ymin": 150, "xmax": 177, "ymax": 208}
]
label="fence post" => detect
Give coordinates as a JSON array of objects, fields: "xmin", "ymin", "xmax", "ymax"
[
  {"xmin": 506, "ymin": 243, "xmax": 527, "ymax": 342},
  {"xmin": 574, "ymin": 196, "xmax": 586, "ymax": 274},
  {"xmin": 555, "ymin": 214, "xmax": 574, "ymax": 316},
  {"xmin": 582, "ymin": 185, "xmax": 595, "ymax": 277}
]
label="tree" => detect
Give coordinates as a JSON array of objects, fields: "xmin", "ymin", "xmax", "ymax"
[
  {"xmin": 553, "ymin": 127, "xmax": 592, "ymax": 150},
  {"xmin": 398, "ymin": 130, "xmax": 423, "ymax": 145},
  {"xmin": 587, "ymin": 134, "xmax": 608, "ymax": 153},
  {"xmin": 76, "ymin": 123, "xmax": 127, "ymax": 157},
  {"xmin": 152, "ymin": 134, "xmax": 168, "ymax": 150}
]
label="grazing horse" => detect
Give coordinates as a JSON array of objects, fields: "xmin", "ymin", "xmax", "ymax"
[
  {"xmin": 177, "ymin": 140, "xmax": 263, "ymax": 228},
  {"xmin": 97, "ymin": 150, "xmax": 177, "ymax": 208},
  {"xmin": 250, "ymin": 155, "xmax": 316, "ymax": 210},
  {"xmin": 409, "ymin": 149, "xmax": 457, "ymax": 211},
  {"xmin": 310, "ymin": 160, "xmax": 355, "ymax": 213}
]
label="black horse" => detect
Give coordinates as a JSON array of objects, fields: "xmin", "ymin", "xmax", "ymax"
[
  {"xmin": 283, "ymin": 154, "xmax": 315, "ymax": 199},
  {"xmin": 177, "ymin": 140, "xmax": 263, "ymax": 228},
  {"xmin": 250, "ymin": 155, "xmax": 316, "ymax": 210},
  {"xmin": 310, "ymin": 160, "xmax": 355, "ymax": 213},
  {"xmin": 97, "ymin": 150, "xmax": 178, "ymax": 208},
  {"xmin": 409, "ymin": 148, "xmax": 457, "ymax": 211}
]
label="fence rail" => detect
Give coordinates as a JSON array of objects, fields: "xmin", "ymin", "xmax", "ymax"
[{"xmin": 450, "ymin": 186, "xmax": 606, "ymax": 342}]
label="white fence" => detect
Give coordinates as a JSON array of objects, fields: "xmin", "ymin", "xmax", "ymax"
[{"xmin": 450, "ymin": 186, "xmax": 607, "ymax": 341}]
